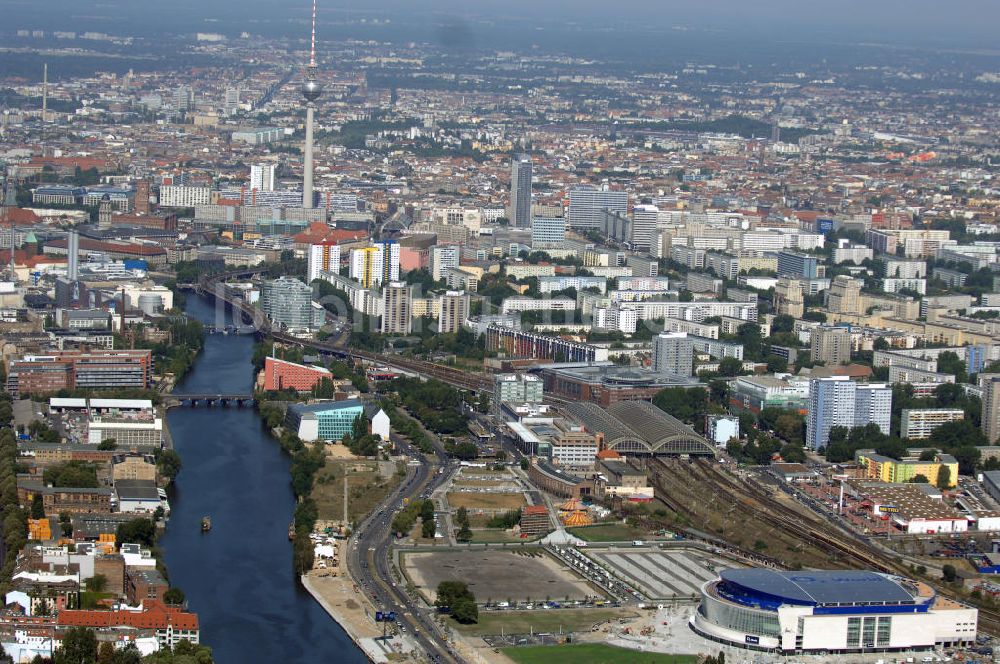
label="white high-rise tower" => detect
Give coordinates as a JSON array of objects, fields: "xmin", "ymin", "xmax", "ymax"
[{"xmin": 301, "ymin": 0, "xmax": 322, "ymax": 209}]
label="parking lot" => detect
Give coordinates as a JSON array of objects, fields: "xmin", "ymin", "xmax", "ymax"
[
  {"xmin": 584, "ymin": 548, "xmax": 738, "ymax": 601},
  {"xmin": 402, "ymin": 549, "xmax": 600, "ymax": 605}
]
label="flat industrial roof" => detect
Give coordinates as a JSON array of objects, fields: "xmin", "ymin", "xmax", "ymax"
[
  {"xmin": 90, "ymin": 399, "xmax": 153, "ymax": 409},
  {"xmin": 721, "ymin": 569, "xmax": 915, "ymax": 606},
  {"xmin": 50, "ymin": 398, "xmax": 87, "ymax": 408}
]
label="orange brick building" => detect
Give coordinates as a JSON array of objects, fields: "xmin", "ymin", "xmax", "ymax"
[{"xmin": 262, "ymin": 357, "xmax": 331, "ymax": 392}]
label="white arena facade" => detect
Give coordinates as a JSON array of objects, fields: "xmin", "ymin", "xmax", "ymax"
[{"xmin": 692, "ymin": 569, "xmax": 977, "ymax": 654}]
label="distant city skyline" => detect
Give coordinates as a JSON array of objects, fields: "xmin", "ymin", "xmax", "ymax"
[{"xmin": 7, "ymin": 0, "xmax": 1000, "ymax": 50}]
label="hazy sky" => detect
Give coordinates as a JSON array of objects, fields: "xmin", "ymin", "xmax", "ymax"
[{"xmin": 6, "ymin": 0, "xmax": 1000, "ymax": 50}]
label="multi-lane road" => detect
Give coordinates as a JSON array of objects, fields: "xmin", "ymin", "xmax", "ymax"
[{"xmin": 347, "ymin": 433, "xmax": 463, "ymax": 663}]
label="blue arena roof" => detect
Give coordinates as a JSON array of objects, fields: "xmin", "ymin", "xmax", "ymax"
[{"xmin": 720, "ymin": 569, "xmax": 915, "ymax": 606}]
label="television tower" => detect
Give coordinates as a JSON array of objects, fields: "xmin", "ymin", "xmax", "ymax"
[{"xmin": 301, "ymin": 0, "xmax": 322, "ymax": 209}]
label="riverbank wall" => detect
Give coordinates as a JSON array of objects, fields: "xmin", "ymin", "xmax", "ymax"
[{"xmin": 300, "ymin": 572, "xmax": 390, "ymax": 663}]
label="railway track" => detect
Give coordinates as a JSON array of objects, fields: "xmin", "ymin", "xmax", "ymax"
[
  {"xmin": 199, "ymin": 275, "xmax": 493, "ymax": 393},
  {"xmin": 651, "ymin": 458, "xmax": 895, "ymax": 572},
  {"xmin": 651, "ymin": 459, "xmax": 1000, "ymax": 635}
]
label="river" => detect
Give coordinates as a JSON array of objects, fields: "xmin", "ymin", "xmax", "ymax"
[{"xmin": 159, "ymin": 294, "xmax": 368, "ymax": 664}]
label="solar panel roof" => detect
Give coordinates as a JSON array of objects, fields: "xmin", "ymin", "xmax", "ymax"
[{"xmin": 720, "ymin": 569, "xmax": 914, "ymax": 605}]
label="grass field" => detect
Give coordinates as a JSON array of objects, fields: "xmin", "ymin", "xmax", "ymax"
[
  {"xmin": 566, "ymin": 523, "xmax": 648, "ymax": 542},
  {"xmin": 502, "ymin": 644, "xmax": 697, "ymax": 664},
  {"xmin": 453, "ymin": 479, "xmax": 515, "ymax": 488},
  {"xmin": 452, "ymin": 609, "xmax": 632, "ymax": 636},
  {"xmin": 469, "ymin": 529, "xmax": 520, "ymax": 543},
  {"xmin": 447, "ymin": 491, "xmax": 526, "ymax": 511},
  {"xmin": 312, "ymin": 460, "xmax": 402, "ymax": 523}
]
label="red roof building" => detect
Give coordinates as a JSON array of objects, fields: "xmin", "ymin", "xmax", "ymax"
[
  {"xmin": 57, "ymin": 600, "xmax": 200, "ymax": 648},
  {"xmin": 262, "ymin": 357, "xmax": 332, "ymax": 392},
  {"xmin": 292, "ymin": 222, "xmax": 367, "ymax": 246}
]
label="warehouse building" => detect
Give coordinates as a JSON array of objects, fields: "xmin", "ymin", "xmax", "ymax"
[{"xmin": 693, "ymin": 568, "xmax": 977, "ymax": 653}]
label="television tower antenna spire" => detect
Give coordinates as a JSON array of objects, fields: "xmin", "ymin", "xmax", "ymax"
[
  {"xmin": 300, "ymin": 0, "xmax": 323, "ymax": 209},
  {"xmin": 310, "ymin": 0, "xmax": 317, "ymax": 68}
]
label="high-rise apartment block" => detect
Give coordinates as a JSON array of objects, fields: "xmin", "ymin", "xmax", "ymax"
[
  {"xmin": 509, "ymin": 154, "xmax": 532, "ymax": 228},
  {"xmin": 810, "ymin": 326, "xmax": 852, "ymax": 366},
  {"xmin": 827, "ymin": 275, "xmax": 863, "ymax": 314},
  {"xmin": 430, "ymin": 245, "xmax": 460, "ymax": 281},
  {"xmin": 568, "ymin": 187, "xmax": 629, "ymax": 230},
  {"xmin": 381, "ymin": 282, "xmax": 412, "ymax": 334},
  {"xmin": 250, "ymin": 163, "xmax": 276, "ymax": 192},
  {"xmin": 630, "ymin": 204, "xmax": 659, "ymax": 251},
  {"xmin": 981, "ymin": 374, "xmax": 1000, "ymax": 444},
  {"xmin": 350, "ymin": 242, "xmax": 400, "ymax": 289},
  {"xmin": 531, "ymin": 216, "xmax": 566, "ymax": 249},
  {"xmin": 806, "ymin": 377, "xmax": 891, "ymax": 449},
  {"xmin": 307, "ymin": 242, "xmax": 341, "ymax": 283},
  {"xmin": 652, "ymin": 332, "xmax": 694, "ymax": 377},
  {"xmin": 438, "ymin": 291, "xmax": 470, "ymax": 334},
  {"xmin": 773, "ymin": 278, "xmax": 804, "ymax": 318}
]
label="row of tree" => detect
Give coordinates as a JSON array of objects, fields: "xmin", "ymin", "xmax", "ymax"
[
  {"xmin": 28, "ymin": 625, "xmax": 213, "ymax": 664},
  {"xmin": 435, "ymin": 581, "xmax": 478, "ymax": 624},
  {"xmin": 391, "ymin": 377, "xmax": 468, "ymax": 435}
]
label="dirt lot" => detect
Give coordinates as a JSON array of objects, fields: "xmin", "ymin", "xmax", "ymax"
[
  {"xmin": 447, "ymin": 492, "xmax": 526, "ymax": 512},
  {"xmin": 402, "ymin": 549, "xmax": 600, "ymax": 605},
  {"xmin": 312, "ymin": 459, "xmax": 403, "ymax": 524}
]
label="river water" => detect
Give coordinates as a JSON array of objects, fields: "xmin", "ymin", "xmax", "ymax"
[{"xmin": 159, "ymin": 294, "xmax": 368, "ymax": 664}]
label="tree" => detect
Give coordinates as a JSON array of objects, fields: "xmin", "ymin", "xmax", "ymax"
[
  {"xmin": 116, "ymin": 518, "xmax": 156, "ymax": 548},
  {"xmin": 942, "ymin": 563, "xmax": 957, "ymax": 582},
  {"xmin": 156, "ymin": 448, "xmax": 182, "ymax": 482},
  {"xmin": 164, "ymin": 587, "xmax": 186, "ymax": 605},
  {"xmin": 43, "ymin": 461, "xmax": 99, "ymax": 488},
  {"xmin": 951, "ymin": 446, "xmax": 982, "ymax": 476},
  {"xmin": 736, "ymin": 323, "xmax": 764, "ymax": 361},
  {"xmin": 936, "ymin": 464, "xmax": 952, "ymax": 490},
  {"xmin": 88, "ymin": 574, "xmax": 108, "ymax": 593},
  {"xmin": 653, "ymin": 386, "xmax": 709, "ymax": 426},
  {"xmin": 435, "ymin": 581, "xmax": 474, "ymax": 610},
  {"xmin": 422, "ymin": 518, "xmax": 436, "ymax": 539},
  {"xmin": 771, "ymin": 314, "xmax": 794, "ymax": 334},
  {"xmin": 30, "ymin": 494, "xmax": 45, "ymax": 519},
  {"xmin": 765, "ymin": 355, "xmax": 788, "ymax": 373},
  {"xmin": 927, "ymin": 419, "xmax": 987, "ymax": 450},
  {"xmin": 97, "ymin": 439, "xmax": 117, "ymax": 451},
  {"xmin": 451, "ymin": 595, "xmax": 479, "ymax": 624},
  {"xmin": 908, "ymin": 474, "xmax": 930, "ymax": 484},
  {"xmin": 54, "ymin": 626, "xmax": 98, "ymax": 664},
  {"xmin": 718, "ymin": 357, "xmax": 745, "ymax": 377},
  {"xmin": 708, "ymin": 379, "xmax": 730, "ymax": 405},
  {"xmin": 936, "ymin": 351, "xmax": 968, "ymax": 383},
  {"xmin": 774, "ymin": 414, "xmax": 805, "ymax": 444},
  {"xmin": 457, "ymin": 523, "xmax": 472, "ymax": 542}
]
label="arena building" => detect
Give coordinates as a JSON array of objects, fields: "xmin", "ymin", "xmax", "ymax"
[{"xmin": 693, "ymin": 569, "xmax": 976, "ymax": 654}]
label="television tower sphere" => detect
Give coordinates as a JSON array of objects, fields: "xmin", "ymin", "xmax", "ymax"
[{"xmin": 302, "ymin": 74, "xmax": 323, "ymax": 102}]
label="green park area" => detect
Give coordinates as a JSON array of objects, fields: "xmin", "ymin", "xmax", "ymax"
[
  {"xmin": 502, "ymin": 643, "xmax": 697, "ymax": 664},
  {"xmin": 452, "ymin": 609, "xmax": 630, "ymax": 636}
]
